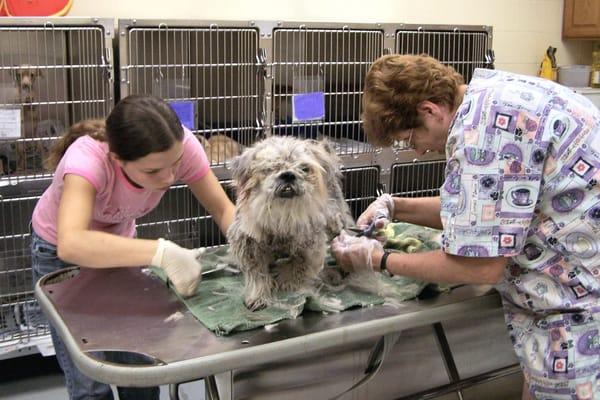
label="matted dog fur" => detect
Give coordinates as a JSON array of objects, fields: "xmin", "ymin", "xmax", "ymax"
[{"xmin": 227, "ymin": 136, "xmax": 353, "ymax": 310}]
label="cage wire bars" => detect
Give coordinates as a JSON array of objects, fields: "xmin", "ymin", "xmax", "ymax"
[
  {"xmin": 0, "ymin": 19, "xmax": 492, "ymax": 357},
  {"xmin": 0, "ymin": 17, "xmax": 114, "ymax": 352},
  {"xmin": 390, "ymin": 24, "xmax": 493, "ymax": 199},
  {"xmin": 119, "ymin": 20, "xmax": 265, "ymax": 248}
]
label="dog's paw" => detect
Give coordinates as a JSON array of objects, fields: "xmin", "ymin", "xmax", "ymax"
[
  {"xmin": 274, "ymin": 267, "xmax": 308, "ymax": 292},
  {"xmin": 318, "ymin": 268, "xmax": 345, "ymax": 286},
  {"xmin": 276, "ymin": 279, "xmax": 302, "ymax": 292},
  {"xmin": 244, "ymin": 297, "xmax": 268, "ymax": 311}
]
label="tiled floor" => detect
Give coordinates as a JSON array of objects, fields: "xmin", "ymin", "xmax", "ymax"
[{"xmin": 0, "ymin": 354, "xmax": 206, "ymax": 400}]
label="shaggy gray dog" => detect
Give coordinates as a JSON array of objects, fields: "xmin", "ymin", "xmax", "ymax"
[{"xmin": 227, "ymin": 136, "xmax": 353, "ymax": 310}]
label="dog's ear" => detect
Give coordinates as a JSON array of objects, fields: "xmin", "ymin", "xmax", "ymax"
[
  {"xmin": 229, "ymin": 147, "xmax": 254, "ymax": 189},
  {"xmin": 306, "ymin": 139, "xmax": 342, "ymax": 180},
  {"xmin": 312, "ymin": 138, "xmax": 336, "ymax": 157},
  {"xmin": 307, "ymin": 139, "xmax": 354, "ymax": 233}
]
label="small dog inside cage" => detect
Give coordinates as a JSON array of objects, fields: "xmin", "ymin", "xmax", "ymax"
[
  {"xmin": 207, "ymin": 134, "xmax": 241, "ymax": 164},
  {"xmin": 13, "ymin": 65, "xmax": 42, "ymax": 105},
  {"xmin": 227, "ymin": 136, "xmax": 353, "ymax": 310},
  {"xmin": 196, "ymin": 134, "xmax": 242, "ymax": 164},
  {"xmin": 0, "ymin": 65, "xmax": 64, "ymax": 175}
]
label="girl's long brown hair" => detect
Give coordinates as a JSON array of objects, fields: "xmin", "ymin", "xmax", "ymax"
[
  {"xmin": 44, "ymin": 119, "xmax": 106, "ymax": 170},
  {"xmin": 44, "ymin": 94, "xmax": 184, "ymax": 171}
]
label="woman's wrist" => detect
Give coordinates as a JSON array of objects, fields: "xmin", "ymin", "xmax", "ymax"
[
  {"xmin": 380, "ymin": 250, "xmax": 392, "ymax": 275},
  {"xmin": 391, "ymin": 196, "xmax": 403, "ymax": 221},
  {"xmin": 370, "ymin": 249, "xmax": 386, "ymax": 271}
]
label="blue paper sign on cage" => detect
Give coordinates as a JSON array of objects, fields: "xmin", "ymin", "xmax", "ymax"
[
  {"xmin": 292, "ymin": 91, "xmax": 325, "ymax": 122},
  {"xmin": 168, "ymin": 100, "xmax": 196, "ymax": 131}
]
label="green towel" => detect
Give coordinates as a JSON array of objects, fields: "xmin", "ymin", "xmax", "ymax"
[
  {"xmin": 152, "ymin": 222, "xmax": 446, "ymax": 336},
  {"xmin": 380, "ymin": 222, "xmax": 442, "ymax": 253}
]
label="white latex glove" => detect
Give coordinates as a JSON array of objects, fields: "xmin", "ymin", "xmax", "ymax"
[
  {"xmin": 151, "ymin": 239, "xmax": 206, "ymax": 297},
  {"xmin": 356, "ymin": 194, "xmax": 395, "ymax": 234},
  {"xmin": 331, "ymin": 230, "xmax": 384, "ymax": 273}
]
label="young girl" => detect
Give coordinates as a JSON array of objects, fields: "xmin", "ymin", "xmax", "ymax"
[{"xmin": 31, "ymin": 94, "xmax": 235, "ymax": 400}]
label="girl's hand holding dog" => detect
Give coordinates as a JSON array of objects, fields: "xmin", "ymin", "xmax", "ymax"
[
  {"xmin": 151, "ymin": 239, "xmax": 205, "ymax": 296},
  {"xmin": 356, "ymin": 194, "xmax": 395, "ymax": 238},
  {"xmin": 331, "ymin": 230, "xmax": 384, "ymax": 273}
]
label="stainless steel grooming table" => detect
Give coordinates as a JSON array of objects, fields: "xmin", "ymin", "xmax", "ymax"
[{"xmin": 35, "ymin": 266, "xmax": 514, "ymax": 398}]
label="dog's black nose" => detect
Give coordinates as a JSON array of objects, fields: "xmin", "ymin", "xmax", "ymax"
[{"xmin": 279, "ymin": 171, "xmax": 296, "ymax": 183}]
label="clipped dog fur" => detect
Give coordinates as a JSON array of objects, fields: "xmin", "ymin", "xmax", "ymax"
[{"xmin": 227, "ymin": 136, "xmax": 353, "ymax": 310}]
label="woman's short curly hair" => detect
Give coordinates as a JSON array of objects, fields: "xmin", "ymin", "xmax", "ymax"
[{"xmin": 361, "ymin": 54, "xmax": 464, "ymax": 147}]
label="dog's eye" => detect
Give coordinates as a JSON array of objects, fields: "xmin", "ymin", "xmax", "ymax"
[{"xmin": 301, "ymin": 165, "xmax": 311, "ymax": 174}]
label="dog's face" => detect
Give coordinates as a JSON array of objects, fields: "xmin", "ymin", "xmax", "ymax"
[
  {"xmin": 13, "ymin": 65, "xmax": 42, "ymax": 103},
  {"xmin": 231, "ymin": 137, "xmax": 337, "ymax": 228}
]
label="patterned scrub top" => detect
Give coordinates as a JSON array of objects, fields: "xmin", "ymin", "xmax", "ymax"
[{"xmin": 440, "ymin": 69, "xmax": 599, "ymax": 396}]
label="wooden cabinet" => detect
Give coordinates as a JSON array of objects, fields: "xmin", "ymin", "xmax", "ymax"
[{"xmin": 563, "ymin": 0, "xmax": 600, "ymax": 38}]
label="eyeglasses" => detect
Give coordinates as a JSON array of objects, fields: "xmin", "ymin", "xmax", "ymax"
[
  {"xmin": 396, "ymin": 128, "xmax": 414, "ymax": 150},
  {"xmin": 407, "ymin": 128, "xmax": 414, "ymax": 148}
]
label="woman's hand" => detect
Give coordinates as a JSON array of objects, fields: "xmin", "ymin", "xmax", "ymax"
[
  {"xmin": 356, "ymin": 194, "xmax": 395, "ymax": 232},
  {"xmin": 331, "ymin": 230, "xmax": 384, "ymax": 273},
  {"xmin": 151, "ymin": 239, "xmax": 205, "ymax": 296}
]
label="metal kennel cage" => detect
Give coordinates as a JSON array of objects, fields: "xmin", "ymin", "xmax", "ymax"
[
  {"xmin": 0, "ymin": 19, "xmax": 494, "ymax": 364},
  {"xmin": 0, "ymin": 17, "xmax": 114, "ymax": 357},
  {"xmin": 118, "ymin": 20, "xmax": 263, "ymax": 248},
  {"xmin": 119, "ymin": 20, "xmax": 264, "ymax": 168},
  {"xmin": 395, "ymin": 24, "xmax": 493, "ymax": 83},
  {"xmin": 135, "ymin": 180, "xmax": 234, "ymax": 249},
  {"xmin": 342, "ymin": 166, "xmax": 381, "ymax": 220},
  {"xmin": 266, "ymin": 22, "xmax": 493, "ymax": 199},
  {"xmin": 117, "ymin": 20, "xmax": 494, "ymax": 253},
  {"xmin": 269, "ymin": 23, "xmax": 384, "ymax": 156},
  {"xmin": 385, "ymin": 24, "xmax": 494, "ymax": 196},
  {"xmin": 390, "ymin": 159, "xmax": 447, "ymax": 198},
  {"xmin": 0, "ymin": 18, "xmax": 115, "ymax": 181}
]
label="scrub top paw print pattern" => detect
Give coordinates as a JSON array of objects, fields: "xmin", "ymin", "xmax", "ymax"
[{"xmin": 440, "ymin": 69, "xmax": 600, "ymax": 398}]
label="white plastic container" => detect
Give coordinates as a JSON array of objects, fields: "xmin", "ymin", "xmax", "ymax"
[
  {"xmin": 557, "ymin": 65, "xmax": 591, "ymax": 87},
  {"xmin": 573, "ymin": 87, "xmax": 600, "ymax": 110}
]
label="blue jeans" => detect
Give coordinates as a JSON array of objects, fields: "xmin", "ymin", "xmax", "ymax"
[{"xmin": 31, "ymin": 230, "xmax": 159, "ymax": 400}]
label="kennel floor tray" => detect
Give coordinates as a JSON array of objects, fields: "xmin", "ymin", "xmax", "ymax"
[{"xmin": 35, "ymin": 266, "xmax": 502, "ymax": 387}]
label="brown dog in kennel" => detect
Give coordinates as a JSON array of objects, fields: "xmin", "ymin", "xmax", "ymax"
[
  {"xmin": 196, "ymin": 134, "xmax": 242, "ymax": 164},
  {"xmin": 0, "ymin": 65, "xmax": 63, "ymax": 175}
]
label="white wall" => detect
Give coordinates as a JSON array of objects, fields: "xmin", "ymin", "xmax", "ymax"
[{"xmin": 68, "ymin": 0, "xmax": 596, "ymax": 76}]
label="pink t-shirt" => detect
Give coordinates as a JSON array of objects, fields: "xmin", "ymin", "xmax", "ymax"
[{"xmin": 32, "ymin": 127, "xmax": 209, "ymax": 244}]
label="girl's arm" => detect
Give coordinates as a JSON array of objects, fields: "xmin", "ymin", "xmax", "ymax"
[
  {"xmin": 56, "ymin": 174, "xmax": 158, "ymax": 268},
  {"xmin": 187, "ymin": 169, "xmax": 236, "ymax": 234}
]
